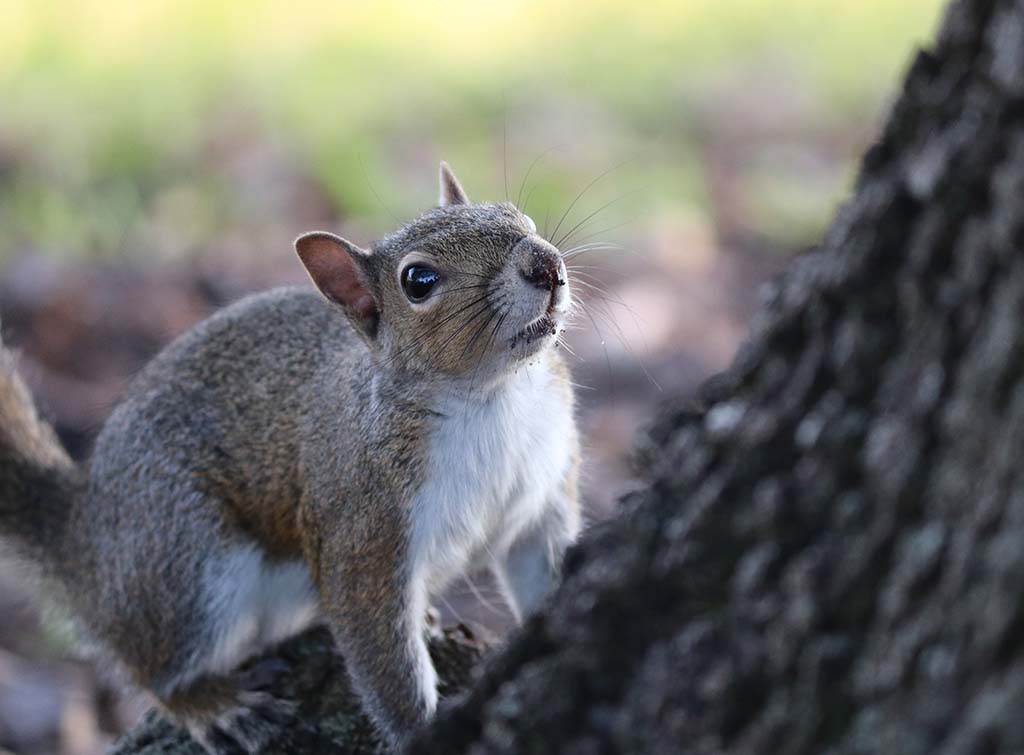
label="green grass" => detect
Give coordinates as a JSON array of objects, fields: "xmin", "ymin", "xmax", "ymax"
[{"xmin": 0, "ymin": 0, "xmax": 947, "ymax": 263}]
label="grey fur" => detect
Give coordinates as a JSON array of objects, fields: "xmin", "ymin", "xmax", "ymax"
[{"xmin": 0, "ymin": 164, "xmax": 580, "ymax": 753}]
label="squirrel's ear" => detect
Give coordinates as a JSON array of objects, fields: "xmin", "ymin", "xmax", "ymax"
[
  {"xmin": 439, "ymin": 161, "xmax": 469, "ymax": 207},
  {"xmin": 295, "ymin": 231, "xmax": 379, "ymax": 338}
]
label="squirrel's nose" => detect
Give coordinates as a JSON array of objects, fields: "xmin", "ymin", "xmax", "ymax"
[{"xmin": 520, "ymin": 247, "xmax": 565, "ymax": 292}]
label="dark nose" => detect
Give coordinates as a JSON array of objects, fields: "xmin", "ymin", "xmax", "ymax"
[{"xmin": 521, "ymin": 247, "xmax": 565, "ymax": 292}]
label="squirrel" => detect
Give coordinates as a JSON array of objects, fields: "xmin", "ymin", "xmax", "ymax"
[{"xmin": 0, "ymin": 163, "xmax": 581, "ymax": 753}]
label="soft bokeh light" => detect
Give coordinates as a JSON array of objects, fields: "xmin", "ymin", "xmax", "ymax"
[{"xmin": 1, "ymin": 0, "xmax": 944, "ymax": 260}]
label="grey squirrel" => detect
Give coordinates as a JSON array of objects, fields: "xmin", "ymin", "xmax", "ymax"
[{"xmin": 0, "ymin": 163, "xmax": 580, "ymax": 753}]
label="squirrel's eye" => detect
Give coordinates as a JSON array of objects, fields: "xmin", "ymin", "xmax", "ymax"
[{"xmin": 401, "ymin": 265, "xmax": 440, "ymax": 302}]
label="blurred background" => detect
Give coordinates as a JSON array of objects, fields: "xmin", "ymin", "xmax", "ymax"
[{"xmin": 0, "ymin": 1, "xmax": 944, "ymax": 752}]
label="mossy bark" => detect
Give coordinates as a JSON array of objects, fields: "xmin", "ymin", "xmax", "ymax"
[{"xmin": 116, "ymin": 0, "xmax": 1024, "ymax": 752}]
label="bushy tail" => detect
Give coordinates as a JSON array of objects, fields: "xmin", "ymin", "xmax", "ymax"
[{"xmin": 0, "ymin": 343, "xmax": 78, "ymax": 566}]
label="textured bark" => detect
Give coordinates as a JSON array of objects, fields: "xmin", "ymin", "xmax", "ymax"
[{"xmin": 115, "ymin": 0, "xmax": 1024, "ymax": 752}]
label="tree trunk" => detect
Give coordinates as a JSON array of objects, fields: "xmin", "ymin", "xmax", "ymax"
[{"xmin": 116, "ymin": 0, "xmax": 1024, "ymax": 752}]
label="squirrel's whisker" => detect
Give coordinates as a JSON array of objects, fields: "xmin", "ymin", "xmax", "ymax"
[
  {"xmin": 515, "ymin": 147, "xmax": 555, "ymax": 212},
  {"xmin": 562, "ymin": 212, "xmax": 645, "ymax": 249},
  {"xmin": 430, "ymin": 283, "xmax": 490, "ymax": 299},
  {"xmin": 561, "ymin": 243, "xmax": 624, "ymax": 260},
  {"xmin": 575, "ymin": 292, "xmax": 662, "ymax": 392},
  {"xmin": 554, "ymin": 189, "xmax": 642, "ymax": 249},
  {"xmin": 548, "ymin": 161, "xmax": 630, "ymax": 246},
  {"xmin": 383, "ymin": 293, "xmax": 492, "ymax": 367}
]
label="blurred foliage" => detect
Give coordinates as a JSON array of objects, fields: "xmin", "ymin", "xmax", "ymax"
[{"xmin": 0, "ymin": 0, "xmax": 945, "ymax": 263}]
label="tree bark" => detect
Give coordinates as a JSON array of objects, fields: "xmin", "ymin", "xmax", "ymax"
[{"xmin": 116, "ymin": 0, "xmax": 1024, "ymax": 752}]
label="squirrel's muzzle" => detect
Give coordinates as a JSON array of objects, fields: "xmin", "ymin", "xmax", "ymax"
[{"xmin": 518, "ymin": 239, "xmax": 566, "ymax": 293}]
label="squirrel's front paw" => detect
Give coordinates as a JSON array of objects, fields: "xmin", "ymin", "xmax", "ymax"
[
  {"xmin": 195, "ymin": 690, "xmax": 298, "ymax": 755},
  {"xmin": 186, "ymin": 659, "xmax": 300, "ymax": 754}
]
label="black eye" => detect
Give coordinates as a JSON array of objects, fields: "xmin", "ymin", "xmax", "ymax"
[{"xmin": 401, "ymin": 265, "xmax": 440, "ymax": 302}]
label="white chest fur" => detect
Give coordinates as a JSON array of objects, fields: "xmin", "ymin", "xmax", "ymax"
[{"xmin": 409, "ymin": 359, "xmax": 575, "ymax": 595}]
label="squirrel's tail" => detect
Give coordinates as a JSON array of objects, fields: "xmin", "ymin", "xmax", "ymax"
[{"xmin": 0, "ymin": 340, "xmax": 78, "ymax": 568}]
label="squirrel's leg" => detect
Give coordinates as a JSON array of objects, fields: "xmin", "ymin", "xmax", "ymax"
[
  {"xmin": 493, "ymin": 492, "xmax": 581, "ymax": 623},
  {"xmin": 308, "ymin": 508, "xmax": 438, "ymax": 750},
  {"xmin": 138, "ymin": 539, "xmax": 319, "ymax": 754}
]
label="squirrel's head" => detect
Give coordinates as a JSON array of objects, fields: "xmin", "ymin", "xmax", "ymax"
[{"xmin": 295, "ymin": 162, "xmax": 571, "ymax": 381}]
